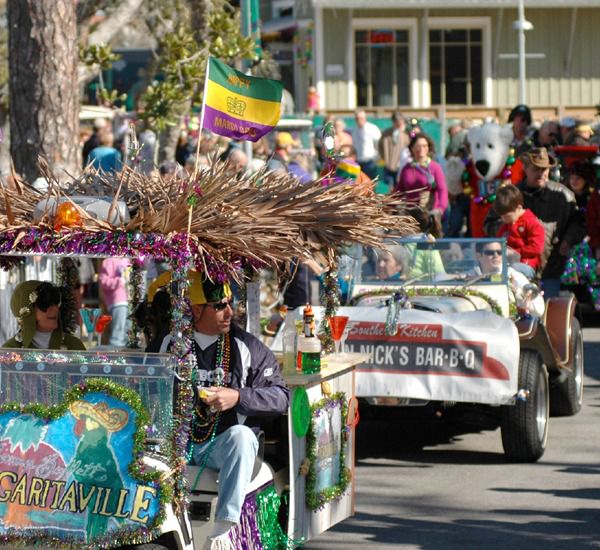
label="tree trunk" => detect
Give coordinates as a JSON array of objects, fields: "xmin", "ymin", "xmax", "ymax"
[
  {"xmin": 0, "ymin": 107, "xmax": 10, "ymax": 177},
  {"xmin": 8, "ymin": 0, "xmax": 79, "ymax": 183},
  {"xmin": 158, "ymin": 103, "xmax": 191, "ymax": 164}
]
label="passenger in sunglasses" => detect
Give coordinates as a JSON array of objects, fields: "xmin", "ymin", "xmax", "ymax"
[
  {"xmin": 2, "ymin": 280, "xmax": 85, "ymax": 350},
  {"xmin": 148, "ymin": 270, "xmax": 289, "ymax": 549}
]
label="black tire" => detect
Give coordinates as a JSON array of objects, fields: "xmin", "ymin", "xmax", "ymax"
[
  {"xmin": 550, "ymin": 317, "xmax": 584, "ymax": 417},
  {"xmin": 500, "ymin": 350, "xmax": 549, "ymax": 462}
]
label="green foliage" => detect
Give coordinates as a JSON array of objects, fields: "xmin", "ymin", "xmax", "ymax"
[
  {"xmin": 80, "ymin": 43, "xmax": 124, "ymax": 108},
  {"xmin": 79, "ymin": 43, "xmax": 122, "ymax": 71},
  {"xmin": 139, "ymin": 0, "xmax": 263, "ymax": 131},
  {"xmin": 98, "ymin": 88, "xmax": 128, "ymax": 107}
]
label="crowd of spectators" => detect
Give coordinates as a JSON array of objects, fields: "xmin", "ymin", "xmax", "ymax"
[{"xmin": 77, "ymin": 103, "xmax": 600, "ymax": 304}]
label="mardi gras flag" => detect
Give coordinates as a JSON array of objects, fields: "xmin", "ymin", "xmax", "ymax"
[{"xmin": 201, "ymin": 57, "xmax": 283, "ymax": 142}]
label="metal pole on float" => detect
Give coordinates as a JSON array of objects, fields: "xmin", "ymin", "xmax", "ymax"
[{"xmin": 240, "ymin": 0, "xmax": 261, "ymax": 337}]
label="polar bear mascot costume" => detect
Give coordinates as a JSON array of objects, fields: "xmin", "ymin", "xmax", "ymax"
[{"xmin": 465, "ymin": 122, "xmax": 517, "ymax": 237}]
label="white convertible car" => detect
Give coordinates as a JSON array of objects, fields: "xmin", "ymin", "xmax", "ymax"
[{"xmin": 315, "ymin": 237, "xmax": 584, "ymax": 463}]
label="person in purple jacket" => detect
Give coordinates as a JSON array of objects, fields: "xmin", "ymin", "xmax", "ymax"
[
  {"xmin": 151, "ymin": 271, "xmax": 289, "ymax": 550},
  {"xmin": 394, "ymin": 133, "xmax": 448, "ymax": 233}
]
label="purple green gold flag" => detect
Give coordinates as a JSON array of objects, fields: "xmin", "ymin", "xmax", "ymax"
[{"xmin": 202, "ymin": 57, "xmax": 283, "ymax": 142}]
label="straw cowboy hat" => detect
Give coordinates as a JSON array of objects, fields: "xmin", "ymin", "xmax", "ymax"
[{"xmin": 521, "ymin": 147, "xmax": 557, "ymax": 169}]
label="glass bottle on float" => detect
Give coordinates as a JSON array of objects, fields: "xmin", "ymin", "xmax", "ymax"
[{"xmin": 298, "ymin": 304, "xmax": 321, "ymax": 374}]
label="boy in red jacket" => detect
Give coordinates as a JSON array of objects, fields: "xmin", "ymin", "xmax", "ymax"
[{"xmin": 493, "ymin": 184, "xmax": 546, "ymax": 279}]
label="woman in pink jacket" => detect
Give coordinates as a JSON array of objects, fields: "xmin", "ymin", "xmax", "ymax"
[
  {"xmin": 99, "ymin": 258, "xmax": 130, "ymax": 347},
  {"xmin": 394, "ymin": 133, "xmax": 448, "ymax": 233}
]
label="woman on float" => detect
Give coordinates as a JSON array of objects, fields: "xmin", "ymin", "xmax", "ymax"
[{"xmin": 2, "ymin": 280, "xmax": 85, "ymax": 350}]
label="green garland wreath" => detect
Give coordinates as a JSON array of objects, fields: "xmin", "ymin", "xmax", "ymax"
[
  {"xmin": 305, "ymin": 391, "xmax": 351, "ymax": 510},
  {"xmin": 350, "ymin": 287, "xmax": 517, "ymax": 317},
  {"xmin": 0, "ymin": 378, "xmax": 172, "ymax": 549}
]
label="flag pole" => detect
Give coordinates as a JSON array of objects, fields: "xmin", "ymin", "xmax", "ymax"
[
  {"xmin": 192, "ymin": 56, "xmax": 212, "ymax": 181},
  {"xmin": 187, "ymin": 56, "xmax": 212, "ymax": 249}
]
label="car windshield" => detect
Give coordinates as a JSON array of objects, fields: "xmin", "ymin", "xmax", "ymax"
[{"xmin": 343, "ymin": 237, "xmax": 509, "ymax": 288}]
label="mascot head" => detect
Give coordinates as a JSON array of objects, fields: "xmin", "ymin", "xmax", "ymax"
[{"xmin": 467, "ymin": 122, "xmax": 514, "ymax": 181}]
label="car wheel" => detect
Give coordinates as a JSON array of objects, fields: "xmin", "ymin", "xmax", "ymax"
[
  {"xmin": 550, "ymin": 317, "xmax": 584, "ymax": 417},
  {"xmin": 500, "ymin": 350, "xmax": 549, "ymax": 462}
]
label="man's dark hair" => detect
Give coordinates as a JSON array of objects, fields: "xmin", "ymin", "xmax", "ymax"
[
  {"xmin": 391, "ymin": 110, "xmax": 404, "ymax": 123},
  {"xmin": 493, "ymin": 184, "xmax": 524, "ymax": 216},
  {"xmin": 508, "ymin": 104, "xmax": 532, "ymax": 126},
  {"xmin": 475, "ymin": 240, "xmax": 503, "ymax": 254}
]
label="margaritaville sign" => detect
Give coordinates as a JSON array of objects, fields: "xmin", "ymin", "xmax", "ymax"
[{"xmin": 0, "ymin": 382, "xmax": 165, "ymax": 546}]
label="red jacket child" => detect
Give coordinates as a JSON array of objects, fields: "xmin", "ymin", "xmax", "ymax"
[{"xmin": 494, "ymin": 185, "xmax": 546, "ymax": 271}]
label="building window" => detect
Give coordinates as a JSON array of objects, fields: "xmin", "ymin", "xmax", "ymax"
[
  {"xmin": 429, "ymin": 29, "xmax": 483, "ymax": 105},
  {"xmin": 355, "ymin": 29, "xmax": 410, "ymax": 107}
]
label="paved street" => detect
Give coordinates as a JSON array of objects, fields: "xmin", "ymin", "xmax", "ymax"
[{"xmin": 304, "ymin": 325, "xmax": 600, "ymax": 549}]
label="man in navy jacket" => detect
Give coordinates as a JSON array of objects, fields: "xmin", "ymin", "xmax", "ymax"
[{"xmin": 175, "ymin": 273, "xmax": 289, "ymax": 550}]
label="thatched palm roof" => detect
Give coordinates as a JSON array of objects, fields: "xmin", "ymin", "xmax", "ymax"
[{"xmin": 0, "ymin": 159, "xmax": 416, "ymax": 272}]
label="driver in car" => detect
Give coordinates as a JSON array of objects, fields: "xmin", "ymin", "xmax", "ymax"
[{"xmin": 475, "ymin": 241, "xmax": 545, "ymax": 317}]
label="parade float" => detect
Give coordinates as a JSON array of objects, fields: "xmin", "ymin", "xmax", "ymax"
[{"xmin": 0, "ymin": 155, "xmax": 413, "ymax": 549}]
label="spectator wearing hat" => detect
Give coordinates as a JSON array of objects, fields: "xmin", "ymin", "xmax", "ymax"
[
  {"xmin": 559, "ymin": 117, "xmax": 577, "ymax": 145},
  {"xmin": 351, "ymin": 110, "xmax": 382, "ymax": 180},
  {"xmin": 565, "ymin": 124, "xmax": 595, "ymax": 146},
  {"xmin": 266, "ymin": 131, "xmax": 297, "ymax": 175},
  {"xmin": 508, "ymin": 104, "xmax": 534, "ymax": 156},
  {"xmin": 378, "ymin": 111, "xmax": 409, "ymax": 191},
  {"xmin": 516, "ymin": 147, "xmax": 586, "ymax": 297}
]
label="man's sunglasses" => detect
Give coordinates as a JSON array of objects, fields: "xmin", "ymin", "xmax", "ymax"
[
  {"xmin": 207, "ymin": 300, "xmax": 233, "ymax": 311},
  {"xmin": 483, "ymin": 249, "xmax": 502, "ymax": 257}
]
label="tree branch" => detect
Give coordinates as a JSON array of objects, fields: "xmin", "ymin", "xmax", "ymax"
[{"xmin": 78, "ymin": 0, "xmax": 147, "ymax": 85}]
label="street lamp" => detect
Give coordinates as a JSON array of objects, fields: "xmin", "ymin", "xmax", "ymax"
[{"xmin": 512, "ymin": 0, "xmax": 534, "ymax": 104}]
